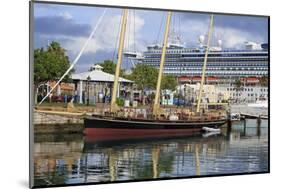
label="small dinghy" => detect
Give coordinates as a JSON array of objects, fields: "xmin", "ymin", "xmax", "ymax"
[
  {"xmin": 202, "ymin": 131, "xmax": 221, "ymax": 138},
  {"xmin": 202, "ymin": 127, "xmax": 221, "ymax": 132}
]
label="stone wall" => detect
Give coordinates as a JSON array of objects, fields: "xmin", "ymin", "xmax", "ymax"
[{"xmin": 33, "ymin": 111, "xmax": 84, "ymax": 134}]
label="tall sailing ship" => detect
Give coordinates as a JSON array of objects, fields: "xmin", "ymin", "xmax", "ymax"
[{"xmin": 84, "ymin": 10, "xmax": 228, "ymax": 138}]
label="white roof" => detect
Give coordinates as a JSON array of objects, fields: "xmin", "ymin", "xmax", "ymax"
[
  {"xmin": 90, "ymin": 64, "xmax": 103, "ymax": 70},
  {"xmin": 71, "ymin": 70, "xmax": 133, "ymax": 83}
]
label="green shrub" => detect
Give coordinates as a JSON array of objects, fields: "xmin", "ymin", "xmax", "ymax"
[{"xmin": 116, "ymin": 98, "xmax": 125, "ymax": 106}]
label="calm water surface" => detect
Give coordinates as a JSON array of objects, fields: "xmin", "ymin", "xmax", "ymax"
[{"xmin": 33, "ymin": 119, "xmax": 268, "ymax": 187}]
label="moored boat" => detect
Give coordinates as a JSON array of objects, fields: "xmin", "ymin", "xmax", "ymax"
[
  {"xmin": 83, "ymin": 12, "xmax": 228, "ymax": 138},
  {"xmin": 84, "ymin": 113, "xmax": 227, "ymax": 139}
]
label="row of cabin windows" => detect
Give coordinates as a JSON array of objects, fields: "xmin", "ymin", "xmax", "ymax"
[
  {"xmin": 147, "ymin": 50, "xmax": 199, "ymax": 54},
  {"xmin": 163, "ymin": 70, "xmax": 267, "ymax": 75},
  {"xmin": 146, "ymin": 62, "xmax": 268, "ymax": 67},
  {"xmin": 162, "ymin": 67, "xmax": 267, "ymax": 71},
  {"xmin": 144, "ymin": 59, "xmax": 268, "ymax": 64},
  {"xmin": 144, "ymin": 56, "xmax": 268, "ymax": 61},
  {"xmin": 227, "ymin": 88, "xmax": 268, "ymax": 92},
  {"xmin": 147, "ymin": 63, "xmax": 268, "ymax": 70},
  {"xmin": 145, "ymin": 51, "xmax": 268, "ymax": 56},
  {"xmin": 231, "ymin": 93, "xmax": 268, "ymax": 97},
  {"xmin": 144, "ymin": 59, "xmax": 268, "ymax": 63},
  {"xmin": 181, "ymin": 58, "xmax": 268, "ymax": 62},
  {"xmin": 181, "ymin": 53, "xmax": 268, "ymax": 57}
]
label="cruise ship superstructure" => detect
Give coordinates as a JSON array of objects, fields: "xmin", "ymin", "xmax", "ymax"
[{"xmin": 134, "ymin": 35, "xmax": 268, "ymax": 83}]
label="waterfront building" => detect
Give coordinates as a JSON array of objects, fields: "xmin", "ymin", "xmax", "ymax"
[
  {"xmin": 218, "ymin": 85, "xmax": 268, "ymax": 103},
  {"xmin": 71, "ymin": 65, "xmax": 133, "ymax": 104},
  {"xmin": 175, "ymin": 83, "xmax": 267, "ymax": 104},
  {"xmin": 176, "ymin": 83, "xmax": 230, "ymax": 104}
]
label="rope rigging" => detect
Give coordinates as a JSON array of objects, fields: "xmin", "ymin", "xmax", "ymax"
[
  {"xmin": 38, "ymin": 8, "xmax": 108, "ymax": 105},
  {"xmin": 133, "ymin": 10, "xmax": 136, "ymax": 52},
  {"xmin": 112, "ymin": 10, "xmax": 122, "ymax": 63},
  {"xmin": 155, "ymin": 12, "xmax": 165, "ymax": 44}
]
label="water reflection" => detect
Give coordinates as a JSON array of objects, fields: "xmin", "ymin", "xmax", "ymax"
[{"xmin": 33, "ymin": 119, "xmax": 268, "ymax": 187}]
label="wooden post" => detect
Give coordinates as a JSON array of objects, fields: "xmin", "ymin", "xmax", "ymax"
[
  {"xmin": 196, "ymin": 15, "xmax": 214, "ymax": 113},
  {"xmin": 257, "ymin": 115, "xmax": 261, "ymax": 137},
  {"xmin": 110, "ymin": 9, "xmax": 129, "ymax": 113},
  {"xmin": 226, "ymin": 110, "xmax": 232, "ymax": 136},
  {"xmin": 227, "ymin": 119, "xmax": 232, "ymax": 135},
  {"xmin": 153, "ymin": 11, "xmax": 172, "ymax": 116},
  {"xmin": 243, "ymin": 118, "xmax": 246, "ymax": 136}
]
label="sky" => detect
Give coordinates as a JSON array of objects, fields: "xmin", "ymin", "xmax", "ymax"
[{"xmin": 33, "ymin": 2, "xmax": 268, "ymax": 72}]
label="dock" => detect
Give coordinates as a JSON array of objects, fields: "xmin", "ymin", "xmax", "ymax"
[
  {"xmin": 230, "ymin": 104, "xmax": 268, "ymax": 120},
  {"xmin": 240, "ymin": 113, "xmax": 268, "ymax": 120}
]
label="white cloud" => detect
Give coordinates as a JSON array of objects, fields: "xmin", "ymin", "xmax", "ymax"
[
  {"xmin": 214, "ymin": 27, "xmax": 264, "ymax": 49},
  {"xmin": 180, "ymin": 18, "xmax": 265, "ymax": 49},
  {"xmin": 63, "ymin": 13, "xmax": 145, "ymax": 57},
  {"xmin": 59, "ymin": 12, "xmax": 73, "ymax": 20}
]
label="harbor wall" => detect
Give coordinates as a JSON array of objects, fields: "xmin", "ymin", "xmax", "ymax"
[{"xmin": 33, "ymin": 110, "xmax": 84, "ymax": 134}]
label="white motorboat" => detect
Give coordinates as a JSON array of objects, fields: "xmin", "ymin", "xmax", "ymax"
[
  {"xmin": 248, "ymin": 97, "xmax": 268, "ymax": 108},
  {"xmin": 202, "ymin": 127, "xmax": 221, "ymax": 132}
]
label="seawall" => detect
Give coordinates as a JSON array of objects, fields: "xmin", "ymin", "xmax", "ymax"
[{"xmin": 33, "ymin": 110, "xmax": 85, "ymax": 134}]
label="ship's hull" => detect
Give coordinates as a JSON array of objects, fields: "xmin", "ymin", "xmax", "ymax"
[{"xmin": 84, "ymin": 115, "xmax": 227, "ymax": 140}]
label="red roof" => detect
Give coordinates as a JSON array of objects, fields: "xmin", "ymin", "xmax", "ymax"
[
  {"xmin": 240, "ymin": 77, "xmax": 260, "ymax": 83},
  {"xmin": 178, "ymin": 76, "xmax": 192, "ymax": 81},
  {"xmin": 192, "ymin": 76, "xmax": 202, "ymax": 80},
  {"xmin": 206, "ymin": 76, "xmax": 219, "ymax": 81}
]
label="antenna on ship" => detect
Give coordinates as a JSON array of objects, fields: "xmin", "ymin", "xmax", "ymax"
[{"xmin": 196, "ymin": 14, "xmax": 214, "ymax": 113}]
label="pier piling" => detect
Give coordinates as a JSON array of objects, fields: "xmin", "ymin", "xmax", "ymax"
[
  {"xmin": 227, "ymin": 118, "xmax": 232, "ymax": 136},
  {"xmin": 243, "ymin": 119, "xmax": 246, "ymax": 136},
  {"xmin": 257, "ymin": 115, "xmax": 261, "ymax": 137}
]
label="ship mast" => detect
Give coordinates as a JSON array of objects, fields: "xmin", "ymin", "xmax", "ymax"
[
  {"xmin": 110, "ymin": 9, "xmax": 129, "ymax": 113},
  {"xmin": 152, "ymin": 11, "xmax": 172, "ymax": 116},
  {"xmin": 196, "ymin": 14, "xmax": 214, "ymax": 113}
]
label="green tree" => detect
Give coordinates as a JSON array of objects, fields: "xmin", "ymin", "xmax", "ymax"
[
  {"xmin": 234, "ymin": 79, "xmax": 243, "ymax": 91},
  {"xmin": 128, "ymin": 64, "xmax": 158, "ymax": 90},
  {"xmin": 260, "ymin": 76, "xmax": 268, "ymax": 87},
  {"xmin": 128, "ymin": 64, "xmax": 178, "ymax": 92},
  {"xmin": 97, "ymin": 60, "xmax": 124, "ymax": 76},
  {"xmin": 162, "ymin": 74, "xmax": 177, "ymax": 91},
  {"xmin": 34, "ymin": 41, "xmax": 73, "ymax": 103}
]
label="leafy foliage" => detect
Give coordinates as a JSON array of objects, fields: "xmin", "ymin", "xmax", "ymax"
[
  {"xmin": 127, "ymin": 64, "xmax": 177, "ymax": 91},
  {"xmin": 128, "ymin": 64, "xmax": 158, "ymax": 90},
  {"xmin": 116, "ymin": 97, "xmax": 125, "ymax": 106},
  {"xmin": 162, "ymin": 74, "xmax": 177, "ymax": 91},
  {"xmin": 260, "ymin": 76, "xmax": 268, "ymax": 87},
  {"xmin": 234, "ymin": 79, "xmax": 243, "ymax": 91},
  {"xmin": 34, "ymin": 41, "xmax": 73, "ymax": 85},
  {"xmin": 97, "ymin": 60, "xmax": 124, "ymax": 76}
]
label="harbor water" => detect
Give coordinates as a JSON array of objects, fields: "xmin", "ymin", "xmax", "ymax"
[{"xmin": 33, "ymin": 119, "xmax": 268, "ymax": 187}]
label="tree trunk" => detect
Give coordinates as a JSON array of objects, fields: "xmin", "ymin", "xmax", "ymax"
[
  {"xmin": 34, "ymin": 83, "xmax": 38, "ymax": 105},
  {"xmin": 141, "ymin": 88, "xmax": 145, "ymax": 106}
]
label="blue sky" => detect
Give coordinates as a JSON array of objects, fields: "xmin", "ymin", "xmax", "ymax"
[{"xmin": 33, "ymin": 2, "xmax": 268, "ymax": 72}]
